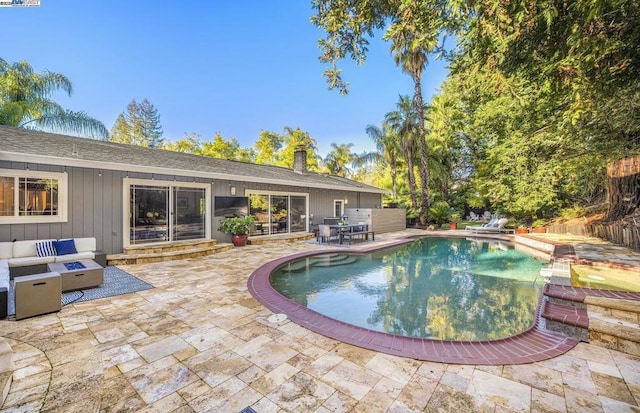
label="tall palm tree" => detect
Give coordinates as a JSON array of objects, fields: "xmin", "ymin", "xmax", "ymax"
[
  {"xmin": 324, "ymin": 142, "xmax": 357, "ymax": 177},
  {"xmin": 0, "ymin": 58, "xmax": 108, "ymax": 139},
  {"xmin": 385, "ymin": 3, "xmax": 440, "ymax": 225},
  {"xmin": 365, "ymin": 122, "xmax": 401, "ymax": 200},
  {"xmin": 386, "ymin": 95, "xmax": 419, "ymax": 209}
]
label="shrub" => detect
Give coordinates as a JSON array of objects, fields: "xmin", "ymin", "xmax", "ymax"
[{"xmin": 218, "ymin": 215, "xmax": 255, "ymax": 235}]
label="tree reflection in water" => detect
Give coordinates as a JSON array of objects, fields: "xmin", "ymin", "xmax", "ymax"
[{"xmin": 270, "ymin": 237, "xmax": 545, "ymax": 341}]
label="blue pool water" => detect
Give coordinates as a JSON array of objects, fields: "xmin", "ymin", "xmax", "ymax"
[{"xmin": 270, "ymin": 237, "xmax": 546, "ymax": 341}]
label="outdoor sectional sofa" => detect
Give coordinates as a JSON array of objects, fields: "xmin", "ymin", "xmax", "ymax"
[{"xmin": 0, "ymin": 237, "xmax": 106, "ymax": 318}]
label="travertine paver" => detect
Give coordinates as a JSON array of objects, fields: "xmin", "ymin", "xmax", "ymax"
[{"xmin": 1, "ymin": 229, "xmax": 640, "ymax": 412}]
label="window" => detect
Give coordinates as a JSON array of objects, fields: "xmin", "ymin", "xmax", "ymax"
[
  {"xmin": 334, "ymin": 199, "xmax": 344, "ymax": 217},
  {"xmin": 0, "ymin": 169, "xmax": 67, "ymax": 223}
]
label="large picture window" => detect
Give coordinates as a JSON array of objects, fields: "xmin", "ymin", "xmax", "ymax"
[{"xmin": 0, "ymin": 170, "xmax": 67, "ymax": 223}]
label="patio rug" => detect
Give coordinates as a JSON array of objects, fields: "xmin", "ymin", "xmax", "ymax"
[{"xmin": 7, "ymin": 266, "xmax": 154, "ymax": 316}]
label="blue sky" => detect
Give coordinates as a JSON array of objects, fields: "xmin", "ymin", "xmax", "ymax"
[{"xmin": 1, "ymin": 1, "xmax": 449, "ymax": 157}]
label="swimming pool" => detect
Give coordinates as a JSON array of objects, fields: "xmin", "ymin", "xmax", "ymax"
[{"xmin": 269, "ymin": 237, "xmax": 545, "ymax": 341}]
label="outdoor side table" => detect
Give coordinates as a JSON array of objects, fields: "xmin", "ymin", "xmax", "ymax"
[{"xmin": 15, "ymin": 272, "xmax": 61, "ymax": 320}]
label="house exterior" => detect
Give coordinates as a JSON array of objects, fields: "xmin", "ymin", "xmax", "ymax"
[{"xmin": 0, "ymin": 126, "xmax": 389, "ymax": 254}]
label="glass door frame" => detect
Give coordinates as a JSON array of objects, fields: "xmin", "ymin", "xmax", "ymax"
[
  {"xmin": 124, "ymin": 177, "xmax": 212, "ymax": 248},
  {"xmin": 246, "ymin": 189, "xmax": 309, "ymax": 235}
]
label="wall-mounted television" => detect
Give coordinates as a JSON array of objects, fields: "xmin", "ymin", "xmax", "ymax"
[{"xmin": 214, "ymin": 196, "xmax": 249, "ymax": 217}]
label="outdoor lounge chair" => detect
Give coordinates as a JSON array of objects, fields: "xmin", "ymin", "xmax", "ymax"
[
  {"xmin": 468, "ymin": 211, "xmax": 481, "ymax": 221},
  {"xmin": 465, "ymin": 218, "xmax": 515, "ymax": 234}
]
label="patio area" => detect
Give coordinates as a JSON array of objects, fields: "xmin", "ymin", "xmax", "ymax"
[{"xmin": 1, "ymin": 229, "xmax": 640, "ymax": 412}]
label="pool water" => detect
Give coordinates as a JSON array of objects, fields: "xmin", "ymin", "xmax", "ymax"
[{"xmin": 270, "ymin": 237, "xmax": 546, "ymax": 341}]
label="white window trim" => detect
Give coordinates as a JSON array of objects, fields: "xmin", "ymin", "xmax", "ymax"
[
  {"xmin": 0, "ymin": 169, "xmax": 68, "ymax": 224},
  {"xmin": 333, "ymin": 199, "xmax": 344, "ymax": 217},
  {"xmin": 123, "ymin": 178, "xmax": 212, "ymax": 248}
]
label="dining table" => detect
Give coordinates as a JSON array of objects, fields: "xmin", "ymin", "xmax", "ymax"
[{"xmin": 328, "ymin": 223, "xmax": 369, "ymax": 244}]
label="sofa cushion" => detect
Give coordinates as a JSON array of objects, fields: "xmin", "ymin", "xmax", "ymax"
[
  {"xmin": 13, "ymin": 240, "xmax": 46, "ymax": 258},
  {"xmin": 53, "ymin": 239, "xmax": 78, "ymax": 256},
  {"xmin": 54, "ymin": 252, "xmax": 95, "ymax": 263},
  {"xmin": 8, "ymin": 256, "xmax": 55, "ymax": 267},
  {"xmin": 0, "ymin": 242, "xmax": 12, "ymax": 260},
  {"xmin": 73, "ymin": 237, "xmax": 96, "ymax": 253},
  {"xmin": 36, "ymin": 240, "xmax": 57, "ymax": 257}
]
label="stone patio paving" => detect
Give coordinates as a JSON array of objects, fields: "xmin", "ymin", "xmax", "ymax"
[{"xmin": 2, "ymin": 229, "xmax": 640, "ymax": 412}]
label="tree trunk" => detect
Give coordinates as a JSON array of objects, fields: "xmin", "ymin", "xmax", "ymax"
[
  {"xmin": 413, "ymin": 74, "xmax": 429, "ymax": 225},
  {"xmin": 405, "ymin": 148, "xmax": 418, "ymax": 209},
  {"xmin": 391, "ymin": 164, "xmax": 397, "ymax": 200},
  {"xmin": 606, "ymin": 156, "xmax": 640, "ymax": 221}
]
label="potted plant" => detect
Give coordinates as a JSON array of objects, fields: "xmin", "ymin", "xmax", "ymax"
[
  {"xmin": 532, "ymin": 219, "xmax": 548, "ymax": 233},
  {"xmin": 218, "ymin": 215, "xmax": 255, "ymax": 247},
  {"xmin": 449, "ymin": 213, "xmax": 461, "ymax": 230}
]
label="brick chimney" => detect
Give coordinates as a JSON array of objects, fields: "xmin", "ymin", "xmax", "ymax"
[{"xmin": 293, "ymin": 145, "xmax": 307, "ymax": 174}]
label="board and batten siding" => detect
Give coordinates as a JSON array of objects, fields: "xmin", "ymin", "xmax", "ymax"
[
  {"xmin": 0, "ymin": 162, "xmax": 128, "ymax": 254},
  {"xmin": 0, "ymin": 162, "xmax": 125, "ymax": 254},
  {"xmin": 0, "ymin": 161, "xmax": 386, "ymax": 254}
]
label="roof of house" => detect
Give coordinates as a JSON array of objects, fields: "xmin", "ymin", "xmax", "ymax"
[{"xmin": 0, "ymin": 126, "xmax": 385, "ymax": 194}]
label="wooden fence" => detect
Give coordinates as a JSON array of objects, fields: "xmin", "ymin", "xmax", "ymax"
[{"xmin": 548, "ymin": 220, "xmax": 640, "ymax": 252}]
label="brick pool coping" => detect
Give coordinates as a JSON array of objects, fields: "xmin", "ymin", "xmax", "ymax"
[{"xmin": 247, "ymin": 238, "xmax": 579, "ymax": 365}]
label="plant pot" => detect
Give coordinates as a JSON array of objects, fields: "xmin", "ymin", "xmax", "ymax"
[
  {"xmin": 449, "ymin": 222, "xmax": 458, "ymax": 230},
  {"xmin": 515, "ymin": 228, "xmax": 530, "ymax": 234},
  {"xmin": 532, "ymin": 227, "xmax": 547, "ymax": 233},
  {"xmin": 231, "ymin": 234, "xmax": 248, "ymax": 247}
]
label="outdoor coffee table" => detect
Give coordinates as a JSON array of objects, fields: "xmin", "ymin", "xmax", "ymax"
[{"xmin": 47, "ymin": 259, "xmax": 104, "ymax": 292}]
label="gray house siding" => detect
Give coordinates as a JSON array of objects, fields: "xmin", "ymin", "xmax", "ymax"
[{"xmin": 0, "ymin": 161, "xmax": 384, "ymax": 253}]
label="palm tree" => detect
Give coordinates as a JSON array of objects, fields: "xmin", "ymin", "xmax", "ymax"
[
  {"xmin": 324, "ymin": 142, "xmax": 357, "ymax": 177},
  {"xmin": 385, "ymin": 4, "xmax": 440, "ymax": 225},
  {"xmin": 365, "ymin": 122, "xmax": 401, "ymax": 200},
  {"xmin": 385, "ymin": 95, "xmax": 419, "ymax": 209},
  {"xmin": 0, "ymin": 58, "xmax": 108, "ymax": 139}
]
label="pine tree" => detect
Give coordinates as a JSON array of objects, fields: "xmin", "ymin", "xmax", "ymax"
[{"xmin": 109, "ymin": 98, "xmax": 163, "ymax": 147}]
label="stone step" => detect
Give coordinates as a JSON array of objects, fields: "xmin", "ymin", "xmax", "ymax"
[
  {"xmin": 540, "ymin": 299, "xmax": 589, "ymax": 342},
  {"xmin": 248, "ymin": 232, "xmax": 316, "ymax": 245},
  {"xmin": 123, "ymin": 239, "xmax": 218, "ymax": 255},
  {"xmin": 107, "ymin": 244, "xmax": 233, "ymax": 265},
  {"xmin": 585, "ymin": 296, "xmax": 640, "ymax": 357},
  {"xmin": 542, "ymin": 283, "xmax": 640, "ymax": 356},
  {"xmin": 0, "ymin": 338, "xmax": 14, "ymax": 408}
]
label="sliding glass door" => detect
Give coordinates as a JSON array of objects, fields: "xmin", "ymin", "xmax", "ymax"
[
  {"xmin": 173, "ymin": 187, "xmax": 206, "ymax": 241},
  {"xmin": 290, "ymin": 195, "xmax": 306, "ymax": 233},
  {"xmin": 127, "ymin": 179, "xmax": 209, "ymax": 246},
  {"xmin": 247, "ymin": 191, "xmax": 308, "ymax": 236},
  {"xmin": 130, "ymin": 185, "xmax": 169, "ymax": 243}
]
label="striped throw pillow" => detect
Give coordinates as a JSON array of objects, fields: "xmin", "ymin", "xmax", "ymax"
[{"xmin": 35, "ymin": 240, "xmax": 56, "ymax": 257}]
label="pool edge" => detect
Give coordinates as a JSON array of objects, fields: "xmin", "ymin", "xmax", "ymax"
[{"xmin": 247, "ymin": 236, "xmax": 580, "ymax": 365}]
